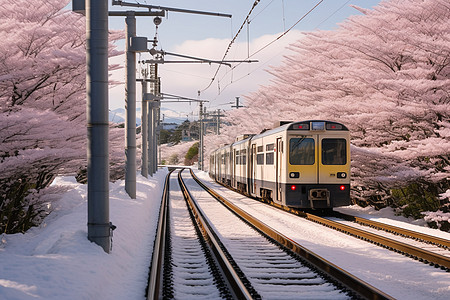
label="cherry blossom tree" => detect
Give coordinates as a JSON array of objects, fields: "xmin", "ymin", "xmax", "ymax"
[
  {"xmin": 0, "ymin": 0, "xmax": 123, "ymax": 233},
  {"xmin": 206, "ymin": 0, "xmax": 450, "ymax": 214}
]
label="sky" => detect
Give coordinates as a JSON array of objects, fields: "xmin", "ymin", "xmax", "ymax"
[{"xmin": 106, "ymin": 0, "xmax": 382, "ymax": 120}]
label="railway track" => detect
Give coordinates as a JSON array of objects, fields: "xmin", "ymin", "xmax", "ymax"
[
  {"xmin": 146, "ymin": 169, "xmax": 231, "ymax": 299},
  {"xmin": 147, "ymin": 168, "xmax": 394, "ymax": 299},
  {"xmin": 331, "ymin": 211, "xmax": 450, "ymax": 250},
  {"xmin": 196, "ymin": 170, "xmax": 450, "ymax": 271}
]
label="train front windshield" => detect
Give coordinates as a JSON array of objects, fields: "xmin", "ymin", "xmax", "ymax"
[
  {"xmin": 289, "ymin": 138, "xmax": 315, "ymax": 165},
  {"xmin": 289, "ymin": 138, "xmax": 347, "ymax": 165},
  {"xmin": 322, "ymin": 139, "xmax": 346, "ymax": 165}
]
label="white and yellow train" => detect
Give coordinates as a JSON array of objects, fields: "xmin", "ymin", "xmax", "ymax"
[{"xmin": 209, "ymin": 120, "xmax": 351, "ymax": 210}]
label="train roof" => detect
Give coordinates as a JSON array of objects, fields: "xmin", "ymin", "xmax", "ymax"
[
  {"xmin": 211, "ymin": 120, "xmax": 348, "ymax": 153},
  {"xmin": 254, "ymin": 120, "xmax": 348, "ymax": 139}
]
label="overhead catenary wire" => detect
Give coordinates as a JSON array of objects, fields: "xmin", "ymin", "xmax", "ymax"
[
  {"xmin": 203, "ymin": 0, "xmax": 324, "ymax": 99},
  {"xmin": 242, "ymin": 0, "xmax": 324, "ymax": 64},
  {"xmin": 199, "ymin": 0, "xmax": 261, "ymax": 94},
  {"xmin": 212, "ymin": 0, "xmax": 356, "ymax": 101},
  {"xmin": 211, "ymin": 0, "xmax": 324, "ymax": 99}
]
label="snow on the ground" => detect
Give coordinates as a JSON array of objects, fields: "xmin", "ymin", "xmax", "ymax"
[
  {"xmin": 0, "ymin": 169, "xmax": 168, "ymax": 300},
  {"xmin": 0, "ymin": 168, "xmax": 449, "ymax": 300}
]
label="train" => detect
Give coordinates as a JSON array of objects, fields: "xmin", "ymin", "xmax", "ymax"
[{"xmin": 209, "ymin": 120, "xmax": 351, "ymax": 210}]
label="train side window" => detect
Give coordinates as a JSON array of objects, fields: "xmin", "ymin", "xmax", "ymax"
[
  {"xmin": 289, "ymin": 138, "xmax": 315, "ymax": 165},
  {"xmin": 257, "ymin": 153, "xmax": 264, "ymax": 165},
  {"xmin": 322, "ymin": 139, "xmax": 346, "ymax": 165},
  {"xmin": 266, "ymin": 152, "xmax": 274, "ymax": 165},
  {"xmin": 257, "ymin": 146, "xmax": 263, "ymax": 153},
  {"xmin": 266, "ymin": 143, "xmax": 274, "ymax": 151}
]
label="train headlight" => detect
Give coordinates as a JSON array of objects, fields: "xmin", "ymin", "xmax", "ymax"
[
  {"xmin": 289, "ymin": 172, "xmax": 300, "ymax": 178},
  {"xmin": 337, "ymin": 172, "xmax": 347, "ymax": 179}
]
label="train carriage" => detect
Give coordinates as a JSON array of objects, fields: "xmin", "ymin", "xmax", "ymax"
[{"xmin": 209, "ymin": 120, "xmax": 351, "ymax": 210}]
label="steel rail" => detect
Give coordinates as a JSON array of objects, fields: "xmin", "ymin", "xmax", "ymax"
[
  {"xmin": 146, "ymin": 170, "xmax": 173, "ymax": 300},
  {"xmin": 333, "ymin": 212, "xmax": 450, "ymax": 249},
  {"xmin": 304, "ymin": 213, "xmax": 450, "ymax": 270},
  {"xmin": 190, "ymin": 169, "xmax": 393, "ymax": 300},
  {"xmin": 178, "ymin": 170, "xmax": 254, "ymax": 300},
  {"xmin": 263, "ymin": 199, "xmax": 450, "ymax": 270},
  {"xmin": 213, "ymin": 176, "xmax": 450, "ymax": 270}
]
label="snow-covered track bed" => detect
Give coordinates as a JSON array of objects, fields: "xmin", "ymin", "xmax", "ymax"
[
  {"xmin": 253, "ymin": 197, "xmax": 450, "ymax": 270},
  {"xmin": 332, "ymin": 212, "xmax": 450, "ymax": 250},
  {"xmin": 326, "ymin": 212, "xmax": 450, "ymax": 260},
  {"xmin": 185, "ymin": 169, "xmax": 392, "ymax": 299},
  {"xmin": 280, "ymin": 209, "xmax": 450, "ymax": 271},
  {"xmin": 147, "ymin": 170, "xmax": 229, "ymax": 299},
  {"xmin": 302, "ymin": 213, "xmax": 450, "ymax": 270},
  {"xmin": 206, "ymin": 171, "xmax": 450, "ymax": 271}
]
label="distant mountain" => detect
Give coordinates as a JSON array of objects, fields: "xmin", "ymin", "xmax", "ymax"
[
  {"xmin": 109, "ymin": 108, "xmax": 125, "ymax": 123},
  {"xmin": 109, "ymin": 107, "xmax": 187, "ymax": 125}
]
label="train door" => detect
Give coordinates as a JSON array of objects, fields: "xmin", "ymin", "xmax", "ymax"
[
  {"xmin": 232, "ymin": 149, "xmax": 236, "ymax": 187},
  {"xmin": 214, "ymin": 152, "xmax": 219, "ymax": 180},
  {"xmin": 249, "ymin": 144, "xmax": 256, "ymax": 194},
  {"xmin": 276, "ymin": 137, "xmax": 283, "ymax": 202}
]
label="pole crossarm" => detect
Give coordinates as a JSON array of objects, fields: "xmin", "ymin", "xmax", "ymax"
[
  {"xmin": 160, "ymin": 93, "xmax": 208, "ymax": 103},
  {"xmin": 136, "ymin": 78, "xmax": 159, "ymax": 83},
  {"xmin": 144, "ymin": 50, "xmax": 258, "ymax": 67},
  {"xmin": 112, "ymin": 0, "xmax": 231, "ymax": 18},
  {"xmin": 108, "ymin": 11, "xmax": 165, "ymax": 17}
]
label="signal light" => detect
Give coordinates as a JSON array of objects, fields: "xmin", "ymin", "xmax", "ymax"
[
  {"xmin": 340, "ymin": 185, "xmax": 346, "ymax": 191},
  {"xmin": 291, "ymin": 185, "xmax": 296, "ymax": 191}
]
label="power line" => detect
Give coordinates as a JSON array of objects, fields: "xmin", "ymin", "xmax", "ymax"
[
  {"xmin": 199, "ymin": 0, "xmax": 261, "ymax": 93},
  {"xmin": 249, "ymin": 0, "xmax": 276, "ymax": 23},
  {"xmin": 212, "ymin": 0, "xmax": 325, "ymax": 98},
  {"xmin": 248, "ymin": 0, "xmax": 324, "ymax": 59},
  {"xmin": 213, "ymin": 0, "xmax": 358, "ymax": 101}
]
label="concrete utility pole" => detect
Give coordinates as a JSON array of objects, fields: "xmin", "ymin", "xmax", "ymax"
[
  {"xmin": 79, "ymin": 0, "xmax": 112, "ymax": 253},
  {"xmin": 198, "ymin": 102, "xmax": 204, "ymax": 170},
  {"xmin": 125, "ymin": 12, "xmax": 137, "ymax": 199},
  {"xmin": 149, "ymin": 63, "xmax": 160, "ymax": 175},
  {"xmin": 146, "ymin": 93, "xmax": 154, "ymax": 175},
  {"xmin": 139, "ymin": 73, "xmax": 148, "ymax": 178}
]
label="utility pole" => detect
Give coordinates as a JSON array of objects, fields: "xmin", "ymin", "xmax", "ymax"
[
  {"xmin": 146, "ymin": 93, "xmax": 155, "ymax": 176},
  {"xmin": 74, "ymin": 0, "xmax": 112, "ymax": 253},
  {"xmin": 217, "ymin": 109, "xmax": 221, "ymax": 135},
  {"xmin": 143, "ymin": 63, "xmax": 160, "ymax": 176},
  {"xmin": 231, "ymin": 96, "xmax": 244, "ymax": 109},
  {"xmin": 150, "ymin": 63, "xmax": 160, "ymax": 174},
  {"xmin": 125, "ymin": 12, "xmax": 137, "ymax": 198},
  {"xmin": 138, "ymin": 69, "xmax": 149, "ymax": 178},
  {"xmin": 199, "ymin": 101, "xmax": 204, "ymax": 170},
  {"xmin": 206, "ymin": 109, "xmax": 225, "ymax": 135}
]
